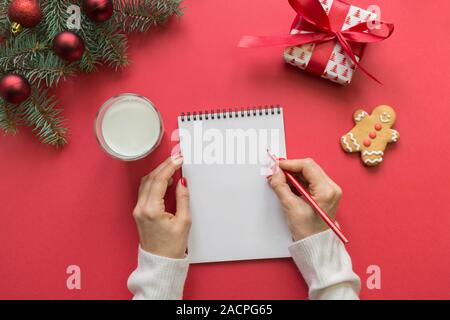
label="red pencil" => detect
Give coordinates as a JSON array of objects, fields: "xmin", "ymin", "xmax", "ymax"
[{"xmin": 268, "ymin": 150, "xmax": 349, "ymax": 244}]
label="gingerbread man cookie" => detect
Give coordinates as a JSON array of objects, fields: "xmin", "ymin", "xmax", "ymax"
[{"xmin": 341, "ymin": 105, "xmax": 400, "ymax": 166}]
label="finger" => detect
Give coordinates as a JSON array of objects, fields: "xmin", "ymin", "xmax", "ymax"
[
  {"xmin": 152, "ymin": 156, "xmax": 180, "ymax": 178},
  {"xmin": 269, "ymin": 167, "xmax": 300, "ymax": 210},
  {"xmin": 147, "ymin": 156, "xmax": 184, "ymax": 204},
  {"xmin": 287, "ymin": 173, "xmax": 307, "ymax": 197},
  {"xmin": 297, "ymin": 159, "xmax": 337, "ymax": 187},
  {"xmin": 290, "ymin": 172, "xmax": 308, "ymax": 186},
  {"xmin": 138, "ymin": 175, "xmax": 149, "ymax": 198},
  {"xmin": 311, "ymin": 162, "xmax": 335, "ymax": 185},
  {"xmin": 175, "ymin": 177, "xmax": 191, "ymax": 225},
  {"xmin": 279, "ymin": 158, "xmax": 329, "ymax": 188},
  {"xmin": 138, "ymin": 156, "xmax": 177, "ymax": 199}
]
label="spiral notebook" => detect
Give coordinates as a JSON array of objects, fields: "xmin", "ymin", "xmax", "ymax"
[{"xmin": 177, "ymin": 106, "xmax": 292, "ymax": 263}]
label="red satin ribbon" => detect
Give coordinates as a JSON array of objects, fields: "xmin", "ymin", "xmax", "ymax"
[{"xmin": 238, "ymin": 0, "xmax": 394, "ymax": 84}]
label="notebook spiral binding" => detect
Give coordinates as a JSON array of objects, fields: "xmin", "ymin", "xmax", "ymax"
[{"xmin": 180, "ymin": 105, "xmax": 281, "ymax": 122}]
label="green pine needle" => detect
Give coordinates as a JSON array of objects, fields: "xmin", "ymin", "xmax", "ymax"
[
  {"xmin": 19, "ymin": 53, "xmax": 76, "ymax": 87},
  {"xmin": 96, "ymin": 21, "xmax": 129, "ymax": 70},
  {"xmin": 113, "ymin": 0, "xmax": 183, "ymax": 33},
  {"xmin": 77, "ymin": 18, "xmax": 103, "ymax": 72},
  {"xmin": 0, "ymin": 98, "xmax": 20, "ymax": 135},
  {"xmin": 20, "ymin": 88, "xmax": 68, "ymax": 147},
  {"xmin": 0, "ymin": 0, "xmax": 9, "ymax": 38},
  {"xmin": 0, "ymin": 33, "xmax": 51, "ymax": 70},
  {"xmin": 40, "ymin": 0, "xmax": 71, "ymax": 39}
]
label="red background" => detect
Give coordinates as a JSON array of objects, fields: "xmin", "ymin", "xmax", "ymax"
[{"xmin": 1, "ymin": 0, "xmax": 449, "ymax": 299}]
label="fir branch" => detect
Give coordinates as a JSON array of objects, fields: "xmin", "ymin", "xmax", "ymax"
[
  {"xmin": 0, "ymin": 0, "xmax": 10, "ymax": 39},
  {"xmin": 95, "ymin": 21, "xmax": 129, "ymax": 70},
  {"xmin": 39, "ymin": 0, "xmax": 71, "ymax": 39},
  {"xmin": 0, "ymin": 32, "xmax": 75, "ymax": 87},
  {"xmin": 0, "ymin": 33, "xmax": 52, "ymax": 72},
  {"xmin": 0, "ymin": 0, "xmax": 8, "ymax": 11},
  {"xmin": 77, "ymin": 7, "xmax": 130, "ymax": 71},
  {"xmin": 0, "ymin": 0, "xmax": 184, "ymax": 147},
  {"xmin": 0, "ymin": 0, "xmax": 9, "ymax": 9},
  {"xmin": 20, "ymin": 88, "xmax": 67, "ymax": 147},
  {"xmin": 113, "ymin": 0, "xmax": 183, "ymax": 33},
  {"xmin": 0, "ymin": 98, "xmax": 20, "ymax": 135},
  {"xmin": 77, "ymin": 16, "xmax": 103, "ymax": 72},
  {"xmin": 78, "ymin": 40, "xmax": 101, "ymax": 73},
  {"xmin": 11, "ymin": 53, "xmax": 76, "ymax": 87},
  {"xmin": 39, "ymin": 1, "xmax": 103, "ymax": 73}
]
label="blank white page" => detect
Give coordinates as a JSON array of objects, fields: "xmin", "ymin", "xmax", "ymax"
[{"xmin": 178, "ymin": 107, "xmax": 292, "ymax": 263}]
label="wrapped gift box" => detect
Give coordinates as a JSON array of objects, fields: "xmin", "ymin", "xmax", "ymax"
[{"xmin": 283, "ymin": 0, "xmax": 377, "ymax": 85}]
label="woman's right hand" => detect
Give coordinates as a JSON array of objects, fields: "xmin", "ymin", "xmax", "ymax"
[{"xmin": 268, "ymin": 158, "xmax": 343, "ymax": 241}]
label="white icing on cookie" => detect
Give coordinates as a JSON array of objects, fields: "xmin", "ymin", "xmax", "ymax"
[
  {"xmin": 364, "ymin": 157, "xmax": 383, "ymax": 165},
  {"xmin": 391, "ymin": 130, "xmax": 399, "ymax": 142},
  {"xmin": 380, "ymin": 112, "xmax": 391, "ymax": 123},
  {"xmin": 363, "ymin": 150, "xmax": 384, "ymax": 156},
  {"xmin": 355, "ymin": 111, "xmax": 368, "ymax": 122},
  {"xmin": 349, "ymin": 133, "xmax": 361, "ymax": 151},
  {"xmin": 341, "ymin": 136, "xmax": 353, "ymax": 152}
]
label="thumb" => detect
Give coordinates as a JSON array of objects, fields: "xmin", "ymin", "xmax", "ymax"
[
  {"xmin": 269, "ymin": 166, "xmax": 299, "ymax": 211},
  {"xmin": 176, "ymin": 177, "xmax": 191, "ymax": 225}
]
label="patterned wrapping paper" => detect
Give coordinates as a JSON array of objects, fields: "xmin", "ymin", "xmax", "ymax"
[{"xmin": 283, "ymin": 0, "xmax": 377, "ymax": 85}]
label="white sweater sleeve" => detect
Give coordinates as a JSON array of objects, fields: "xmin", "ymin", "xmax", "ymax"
[
  {"xmin": 289, "ymin": 229, "xmax": 361, "ymax": 300},
  {"xmin": 127, "ymin": 246, "xmax": 189, "ymax": 300},
  {"xmin": 127, "ymin": 230, "xmax": 359, "ymax": 300}
]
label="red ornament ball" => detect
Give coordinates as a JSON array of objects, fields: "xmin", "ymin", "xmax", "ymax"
[
  {"xmin": 0, "ymin": 74, "xmax": 31, "ymax": 104},
  {"xmin": 83, "ymin": 0, "xmax": 114, "ymax": 22},
  {"xmin": 53, "ymin": 31, "xmax": 85, "ymax": 62},
  {"xmin": 8, "ymin": 0, "xmax": 42, "ymax": 28}
]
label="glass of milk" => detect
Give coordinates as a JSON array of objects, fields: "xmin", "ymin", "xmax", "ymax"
[{"xmin": 94, "ymin": 94, "xmax": 164, "ymax": 161}]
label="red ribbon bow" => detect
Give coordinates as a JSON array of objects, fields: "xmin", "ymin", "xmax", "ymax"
[{"xmin": 238, "ymin": 0, "xmax": 394, "ymax": 84}]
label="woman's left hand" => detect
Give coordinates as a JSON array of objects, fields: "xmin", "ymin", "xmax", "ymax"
[{"xmin": 132, "ymin": 156, "xmax": 191, "ymax": 259}]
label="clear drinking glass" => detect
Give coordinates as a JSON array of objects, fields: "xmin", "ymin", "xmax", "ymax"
[{"xmin": 94, "ymin": 93, "xmax": 164, "ymax": 161}]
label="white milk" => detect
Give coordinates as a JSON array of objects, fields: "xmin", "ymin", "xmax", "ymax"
[{"xmin": 100, "ymin": 95, "xmax": 162, "ymax": 159}]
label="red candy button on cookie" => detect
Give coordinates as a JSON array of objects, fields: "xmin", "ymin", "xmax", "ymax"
[
  {"xmin": 369, "ymin": 132, "xmax": 377, "ymax": 139},
  {"xmin": 374, "ymin": 123, "xmax": 382, "ymax": 131},
  {"xmin": 363, "ymin": 139, "xmax": 371, "ymax": 147}
]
